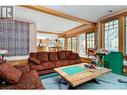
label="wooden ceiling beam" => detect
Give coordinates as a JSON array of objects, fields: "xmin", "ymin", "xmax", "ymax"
[
  {"xmin": 19, "ymin": 5, "xmax": 95, "ymax": 25},
  {"xmin": 64, "ymin": 24, "xmax": 96, "ymax": 36}
]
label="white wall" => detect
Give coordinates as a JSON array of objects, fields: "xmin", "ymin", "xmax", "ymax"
[{"xmin": 37, "ymin": 33, "xmax": 58, "ymax": 40}]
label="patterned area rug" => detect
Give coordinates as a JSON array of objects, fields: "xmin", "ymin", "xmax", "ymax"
[{"xmin": 40, "ymin": 72, "xmax": 127, "ymax": 90}]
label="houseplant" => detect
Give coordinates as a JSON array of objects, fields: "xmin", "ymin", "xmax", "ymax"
[{"xmin": 95, "ymin": 48, "xmax": 110, "ymax": 67}]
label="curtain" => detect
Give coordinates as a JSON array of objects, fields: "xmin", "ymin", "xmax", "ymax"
[{"xmin": 0, "ymin": 19, "xmax": 29, "ymax": 56}]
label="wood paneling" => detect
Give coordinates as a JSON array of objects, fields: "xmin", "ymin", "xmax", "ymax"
[{"xmin": 19, "ymin": 5, "xmax": 95, "ymax": 25}]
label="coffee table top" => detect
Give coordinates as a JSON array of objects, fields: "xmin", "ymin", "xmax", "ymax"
[{"xmin": 54, "ymin": 63, "xmax": 111, "ymax": 87}]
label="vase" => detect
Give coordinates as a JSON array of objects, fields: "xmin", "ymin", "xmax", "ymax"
[{"xmin": 96, "ymin": 55, "xmax": 104, "ymax": 67}]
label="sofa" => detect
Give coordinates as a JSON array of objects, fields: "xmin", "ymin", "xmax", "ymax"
[
  {"xmin": 0, "ymin": 63, "xmax": 44, "ymax": 89},
  {"xmin": 28, "ymin": 51, "xmax": 81, "ymax": 75}
]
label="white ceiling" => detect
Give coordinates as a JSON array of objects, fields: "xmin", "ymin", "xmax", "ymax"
[
  {"xmin": 15, "ymin": 6, "xmax": 127, "ymax": 33},
  {"xmin": 15, "ymin": 6, "xmax": 81, "ymax": 32},
  {"xmin": 45, "ymin": 5, "xmax": 127, "ymax": 22}
]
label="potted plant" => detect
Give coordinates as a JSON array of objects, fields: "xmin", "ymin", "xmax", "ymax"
[{"xmin": 95, "ymin": 48, "xmax": 110, "ymax": 67}]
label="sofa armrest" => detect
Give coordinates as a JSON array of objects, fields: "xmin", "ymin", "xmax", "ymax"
[
  {"xmin": 28, "ymin": 57, "xmax": 41, "ymax": 65},
  {"xmin": 14, "ymin": 64, "xmax": 30, "ymax": 74}
]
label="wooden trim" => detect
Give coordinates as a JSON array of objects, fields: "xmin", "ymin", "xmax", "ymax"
[
  {"xmin": 66, "ymin": 27, "xmax": 96, "ymax": 37},
  {"xmin": 37, "ymin": 31, "xmax": 60, "ymax": 35},
  {"xmin": 19, "ymin": 5, "xmax": 95, "ymax": 25},
  {"xmin": 100, "ymin": 12, "xmax": 127, "ymax": 23},
  {"xmin": 97, "ymin": 21, "xmax": 103, "ymax": 48},
  {"xmin": 119, "ymin": 16, "xmax": 125, "ymax": 53},
  {"xmin": 99, "ymin": 10, "xmax": 127, "ymax": 22},
  {"xmin": 101, "ymin": 22, "xmax": 105, "ymax": 49},
  {"xmin": 64, "ymin": 24, "xmax": 96, "ymax": 34}
]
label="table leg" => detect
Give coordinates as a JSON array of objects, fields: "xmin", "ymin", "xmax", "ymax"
[
  {"xmin": 91, "ymin": 79, "xmax": 100, "ymax": 84},
  {"xmin": 59, "ymin": 77, "xmax": 68, "ymax": 89},
  {"xmin": 69, "ymin": 85, "xmax": 76, "ymax": 89}
]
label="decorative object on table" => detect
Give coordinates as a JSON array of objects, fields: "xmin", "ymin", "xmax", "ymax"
[
  {"xmin": 84, "ymin": 64, "xmax": 96, "ymax": 69},
  {"xmin": 0, "ymin": 49, "xmax": 8, "ymax": 64},
  {"xmin": 95, "ymin": 48, "xmax": 110, "ymax": 67}
]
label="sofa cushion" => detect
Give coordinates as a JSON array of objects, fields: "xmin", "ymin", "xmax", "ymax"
[
  {"xmin": 49, "ymin": 52, "xmax": 58, "ymax": 61},
  {"xmin": 28, "ymin": 57, "xmax": 41, "ymax": 65},
  {"xmin": 0, "ymin": 63, "xmax": 22, "ymax": 84},
  {"xmin": 31, "ymin": 62, "xmax": 55, "ymax": 71},
  {"xmin": 65, "ymin": 51, "xmax": 72, "ymax": 59},
  {"xmin": 30, "ymin": 52, "xmax": 37, "ymax": 59},
  {"xmin": 69, "ymin": 53, "xmax": 78, "ymax": 60},
  {"xmin": 37, "ymin": 52, "xmax": 49, "ymax": 62},
  {"xmin": 69, "ymin": 59, "xmax": 81, "ymax": 65},
  {"xmin": 52, "ymin": 60, "xmax": 70, "ymax": 67},
  {"xmin": 15, "ymin": 64, "xmax": 30, "ymax": 74},
  {"xmin": 58, "ymin": 51, "xmax": 66, "ymax": 60},
  {"xmin": 17, "ymin": 70, "xmax": 44, "ymax": 89}
]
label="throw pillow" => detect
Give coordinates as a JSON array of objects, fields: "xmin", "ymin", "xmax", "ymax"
[
  {"xmin": 0, "ymin": 63, "xmax": 22, "ymax": 84},
  {"xmin": 28, "ymin": 57, "xmax": 41, "ymax": 65}
]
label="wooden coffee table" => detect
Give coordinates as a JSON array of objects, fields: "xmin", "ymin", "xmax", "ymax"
[{"xmin": 54, "ymin": 63, "xmax": 111, "ymax": 88}]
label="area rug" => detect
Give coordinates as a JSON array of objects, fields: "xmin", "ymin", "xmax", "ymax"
[{"xmin": 40, "ymin": 72, "xmax": 127, "ymax": 90}]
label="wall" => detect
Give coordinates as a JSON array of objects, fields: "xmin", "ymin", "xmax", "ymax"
[
  {"xmin": 37, "ymin": 33, "xmax": 58, "ymax": 40},
  {"xmin": 29, "ymin": 23, "xmax": 37, "ymax": 52}
]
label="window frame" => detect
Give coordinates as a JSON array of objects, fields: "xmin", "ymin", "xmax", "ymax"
[
  {"xmin": 66, "ymin": 32, "xmax": 95, "ymax": 55},
  {"xmin": 86, "ymin": 32, "xmax": 95, "ymax": 52},
  {"xmin": 103, "ymin": 19, "xmax": 119, "ymax": 51}
]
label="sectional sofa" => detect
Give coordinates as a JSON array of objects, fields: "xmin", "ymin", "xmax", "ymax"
[
  {"xmin": 0, "ymin": 63, "xmax": 44, "ymax": 89},
  {"xmin": 28, "ymin": 51, "xmax": 81, "ymax": 75}
]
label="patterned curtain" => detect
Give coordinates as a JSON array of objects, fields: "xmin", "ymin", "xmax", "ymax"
[{"xmin": 0, "ymin": 19, "xmax": 29, "ymax": 56}]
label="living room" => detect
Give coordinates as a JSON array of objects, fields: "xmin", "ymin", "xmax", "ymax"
[{"xmin": 0, "ymin": 2, "xmax": 127, "ymax": 94}]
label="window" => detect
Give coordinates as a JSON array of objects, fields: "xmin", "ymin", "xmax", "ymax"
[
  {"xmin": 126, "ymin": 17, "xmax": 127, "ymax": 53},
  {"xmin": 67, "ymin": 37, "xmax": 77, "ymax": 52},
  {"xmin": 79, "ymin": 33, "xmax": 86, "ymax": 56},
  {"xmin": 59, "ymin": 38, "xmax": 65, "ymax": 49},
  {"xmin": 0, "ymin": 19, "xmax": 29, "ymax": 56},
  {"xmin": 67, "ymin": 38, "xmax": 71, "ymax": 50},
  {"xmin": 87, "ymin": 32, "xmax": 95, "ymax": 49},
  {"xmin": 104, "ymin": 19, "xmax": 119, "ymax": 51},
  {"xmin": 72, "ymin": 37, "xmax": 77, "ymax": 53}
]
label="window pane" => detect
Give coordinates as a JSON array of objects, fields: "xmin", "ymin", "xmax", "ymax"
[
  {"xmin": 79, "ymin": 33, "xmax": 86, "ymax": 56},
  {"xmin": 67, "ymin": 38, "xmax": 71, "ymax": 51},
  {"xmin": 59, "ymin": 38, "xmax": 65, "ymax": 49},
  {"xmin": 87, "ymin": 32, "xmax": 95, "ymax": 50},
  {"xmin": 72, "ymin": 37, "xmax": 77, "ymax": 53},
  {"xmin": 104, "ymin": 19, "xmax": 119, "ymax": 51}
]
